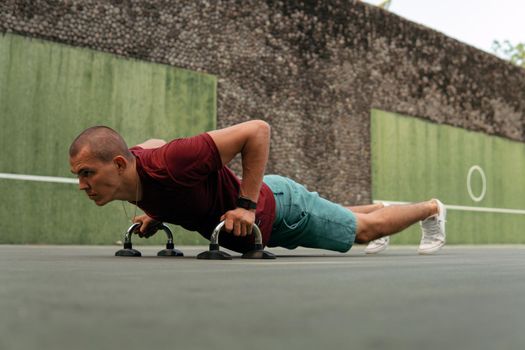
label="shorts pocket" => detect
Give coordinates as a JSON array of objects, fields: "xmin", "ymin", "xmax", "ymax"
[
  {"xmin": 269, "ymin": 210, "xmax": 310, "ymax": 249},
  {"xmin": 283, "ymin": 210, "xmax": 309, "ymax": 231}
]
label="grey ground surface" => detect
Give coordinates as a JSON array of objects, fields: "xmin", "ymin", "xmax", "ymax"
[{"xmin": 1, "ymin": 244, "xmax": 525, "ymax": 350}]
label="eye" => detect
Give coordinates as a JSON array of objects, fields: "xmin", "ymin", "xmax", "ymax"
[{"xmin": 78, "ymin": 170, "xmax": 94, "ymax": 178}]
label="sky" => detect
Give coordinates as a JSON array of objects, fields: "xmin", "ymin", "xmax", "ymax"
[{"xmin": 361, "ymin": 0, "xmax": 524, "ymax": 58}]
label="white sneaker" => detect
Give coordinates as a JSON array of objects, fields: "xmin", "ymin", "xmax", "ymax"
[
  {"xmin": 418, "ymin": 199, "xmax": 446, "ymax": 255},
  {"xmin": 365, "ymin": 236, "xmax": 390, "ymax": 254}
]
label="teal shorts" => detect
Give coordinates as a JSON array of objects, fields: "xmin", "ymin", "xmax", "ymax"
[{"xmin": 264, "ymin": 175, "xmax": 357, "ymax": 252}]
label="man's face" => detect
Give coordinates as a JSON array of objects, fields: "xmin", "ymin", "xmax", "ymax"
[{"xmin": 69, "ymin": 148, "xmax": 122, "ymax": 206}]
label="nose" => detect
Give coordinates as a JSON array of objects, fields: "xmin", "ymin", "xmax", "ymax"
[{"xmin": 78, "ymin": 178, "xmax": 89, "ymax": 191}]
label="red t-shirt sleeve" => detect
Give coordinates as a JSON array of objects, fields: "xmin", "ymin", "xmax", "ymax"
[{"xmin": 137, "ymin": 133, "xmax": 223, "ymax": 187}]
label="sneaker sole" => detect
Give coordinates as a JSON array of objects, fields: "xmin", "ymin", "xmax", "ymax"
[
  {"xmin": 365, "ymin": 244, "xmax": 389, "ymax": 254},
  {"xmin": 365, "ymin": 248, "xmax": 387, "ymax": 254},
  {"xmin": 417, "ymin": 241, "xmax": 445, "ymax": 255}
]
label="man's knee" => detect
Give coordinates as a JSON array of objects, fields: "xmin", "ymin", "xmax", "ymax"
[
  {"xmin": 354, "ymin": 213, "xmax": 381, "ymax": 243},
  {"xmin": 355, "ymin": 231, "xmax": 374, "ymax": 244}
]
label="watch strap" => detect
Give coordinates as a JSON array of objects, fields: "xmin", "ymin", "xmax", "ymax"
[{"xmin": 236, "ymin": 196, "xmax": 257, "ymax": 210}]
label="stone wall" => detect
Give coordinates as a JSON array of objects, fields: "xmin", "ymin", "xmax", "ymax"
[{"xmin": 2, "ymin": 0, "xmax": 524, "ymax": 205}]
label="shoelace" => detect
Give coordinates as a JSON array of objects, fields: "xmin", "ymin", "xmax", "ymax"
[{"xmin": 421, "ymin": 216, "xmax": 443, "ymax": 243}]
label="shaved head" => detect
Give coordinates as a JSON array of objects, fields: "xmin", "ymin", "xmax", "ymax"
[{"xmin": 69, "ymin": 126, "xmax": 133, "ymax": 163}]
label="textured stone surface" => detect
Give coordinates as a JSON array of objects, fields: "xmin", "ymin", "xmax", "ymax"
[{"xmin": 2, "ymin": 0, "xmax": 524, "ymax": 204}]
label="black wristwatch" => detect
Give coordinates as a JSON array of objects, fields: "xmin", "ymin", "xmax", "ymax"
[{"xmin": 236, "ymin": 196, "xmax": 257, "ymax": 210}]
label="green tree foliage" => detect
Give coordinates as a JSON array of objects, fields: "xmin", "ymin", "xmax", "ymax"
[{"xmin": 492, "ymin": 40, "xmax": 525, "ymax": 68}]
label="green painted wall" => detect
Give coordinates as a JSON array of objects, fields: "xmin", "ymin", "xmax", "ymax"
[
  {"xmin": 0, "ymin": 33, "xmax": 216, "ymax": 245},
  {"xmin": 371, "ymin": 109, "xmax": 525, "ymax": 244}
]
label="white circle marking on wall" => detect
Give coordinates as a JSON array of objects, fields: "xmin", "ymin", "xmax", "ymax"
[{"xmin": 467, "ymin": 165, "xmax": 486, "ymax": 202}]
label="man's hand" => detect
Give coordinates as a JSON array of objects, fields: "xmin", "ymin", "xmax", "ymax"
[
  {"xmin": 132, "ymin": 214, "xmax": 161, "ymax": 238},
  {"xmin": 220, "ymin": 208, "xmax": 256, "ymax": 237}
]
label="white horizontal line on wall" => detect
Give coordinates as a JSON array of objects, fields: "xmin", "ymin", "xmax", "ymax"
[
  {"xmin": 373, "ymin": 200, "xmax": 525, "ymax": 215},
  {"xmin": 1, "ymin": 173, "xmax": 524, "ymax": 215},
  {"xmin": 0, "ymin": 172, "xmax": 78, "ymax": 184}
]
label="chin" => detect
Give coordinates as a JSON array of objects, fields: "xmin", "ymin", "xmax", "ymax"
[{"xmin": 94, "ymin": 198, "xmax": 110, "ymax": 206}]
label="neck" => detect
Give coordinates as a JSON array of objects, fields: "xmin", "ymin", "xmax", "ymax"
[
  {"xmin": 120, "ymin": 159, "xmax": 142, "ymax": 202},
  {"xmin": 131, "ymin": 160, "xmax": 142, "ymax": 202}
]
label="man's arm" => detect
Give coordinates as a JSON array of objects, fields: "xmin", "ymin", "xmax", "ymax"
[
  {"xmin": 207, "ymin": 120, "xmax": 271, "ymax": 236},
  {"xmin": 130, "ymin": 139, "xmax": 166, "ymax": 236},
  {"xmin": 135, "ymin": 139, "xmax": 167, "ymax": 149},
  {"xmin": 207, "ymin": 120, "xmax": 270, "ymax": 203}
]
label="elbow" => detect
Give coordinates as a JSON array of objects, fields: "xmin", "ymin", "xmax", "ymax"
[
  {"xmin": 136, "ymin": 138, "xmax": 167, "ymax": 149},
  {"xmin": 252, "ymin": 119, "xmax": 271, "ymax": 139},
  {"xmin": 146, "ymin": 139, "xmax": 167, "ymax": 147},
  {"xmin": 150, "ymin": 138, "xmax": 167, "ymax": 144}
]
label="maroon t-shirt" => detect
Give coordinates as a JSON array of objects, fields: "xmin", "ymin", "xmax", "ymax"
[{"xmin": 130, "ymin": 133, "xmax": 276, "ymax": 253}]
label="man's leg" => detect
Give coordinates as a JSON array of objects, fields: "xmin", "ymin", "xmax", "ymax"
[
  {"xmin": 346, "ymin": 203, "xmax": 392, "ymax": 253},
  {"xmin": 353, "ymin": 200, "xmax": 438, "ymax": 243},
  {"xmin": 265, "ymin": 175, "xmax": 446, "ymax": 255},
  {"xmin": 265, "ymin": 174, "xmax": 358, "ymax": 252}
]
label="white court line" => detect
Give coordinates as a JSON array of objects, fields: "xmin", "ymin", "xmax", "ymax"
[
  {"xmin": 0, "ymin": 172, "xmax": 78, "ymax": 184},
  {"xmin": 373, "ymin": 200, "xmax": 525, "ymax": 215}
]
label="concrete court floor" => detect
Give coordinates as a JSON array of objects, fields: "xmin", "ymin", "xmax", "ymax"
[{"xmin": 1, "ymin": 244, "xmax": 525, "ymax": 350}]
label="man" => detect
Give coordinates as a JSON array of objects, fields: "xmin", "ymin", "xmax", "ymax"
[{"xmin": 69, "ymin": 120, "xmax": 446, "ymax": 255}]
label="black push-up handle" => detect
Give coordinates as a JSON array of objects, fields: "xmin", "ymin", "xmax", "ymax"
[
  {"xmin": 196, "ymin": 221, "xmax": 276, "ymax": 260},
  {"xmin": 115, "ymin": 223, "xmax": 184, "ymax": 257}
]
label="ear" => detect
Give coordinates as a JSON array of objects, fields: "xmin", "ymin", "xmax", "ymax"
[{"xmin": 113, "ymin": 156, "xmax": 128, "ymax": 173}]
